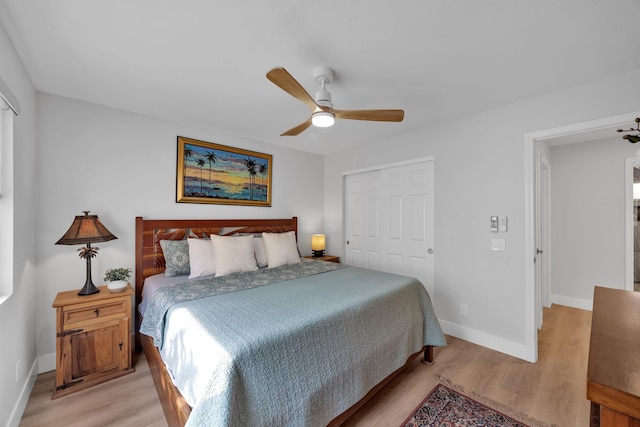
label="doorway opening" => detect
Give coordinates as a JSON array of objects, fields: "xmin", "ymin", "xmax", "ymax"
[
  {"xmin": 524, "ymin": 111, "xmax": 640, "ymax": 363},
  {"xmin": 635, "ymin": 166, "xmax": 640, "ymax": 292},
  {"xmin": 625, "ymin": 157, "xmax": 640, "ymax": 292}
]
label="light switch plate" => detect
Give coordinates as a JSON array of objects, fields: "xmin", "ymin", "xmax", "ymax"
[{"xmin": 491, "ymin": 239, "xmax": 506, "ymax": 251}]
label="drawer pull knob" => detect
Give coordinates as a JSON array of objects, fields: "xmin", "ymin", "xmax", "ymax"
[
  {"xmin": 94, "ymin": 308, "xmax": 100, "ymax": 317},
  {"xmin": 119, "ymin": 342, "xmax": 123, "ymax": 350}
]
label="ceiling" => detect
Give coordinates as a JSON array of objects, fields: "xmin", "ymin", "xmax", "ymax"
[{"xmin": 2, "ymin": 1, "xmax": 640, "ymax": 155}]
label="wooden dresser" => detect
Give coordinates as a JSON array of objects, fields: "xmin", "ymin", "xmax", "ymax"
[
  {"xmin": 52, "ymin": 284, "xmax": 134, "ymax": 398},
  {"xmin": 587, "ymin": 286, "xmax": 640, "ymax": 427}
]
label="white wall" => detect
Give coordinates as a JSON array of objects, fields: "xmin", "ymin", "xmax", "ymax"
[
  {"xmin": 324, "ymin": 67, "xmax": 640, "ymax": 360},
  {"xmin": 0, "ymin": 19, "xmax": 38, "ymax": 427},
  {"xmin": 550, "ymin": 137, "xmax": 637, "ymax": 308},
  {"xmin": 34, "ymin": 93, "xmax": 324, "ymax": 370}
]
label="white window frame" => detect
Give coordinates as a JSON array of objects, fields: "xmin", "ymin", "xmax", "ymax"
[{"xmin": 0, "ymin": 94, "xmax": 14, "ymax": 303}]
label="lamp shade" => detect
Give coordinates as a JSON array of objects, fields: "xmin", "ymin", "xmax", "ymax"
[
  {"xmin": 311, "ymin": 234, "xmax": 325, "ymax": 251},
  {"xmin": 55, "ymin": 211, "xmax": 117, "ymax": 296},
  {"xmin": 56, "ymin": 211, "xmax": 117, "ymax": 245},
  {"xmin": 311, "ymin": 234, "xmax": 326, "ymax": 258}
]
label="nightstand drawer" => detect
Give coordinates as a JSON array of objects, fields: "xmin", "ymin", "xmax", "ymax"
[{"xmin": 63, "ymin": 299, "xmax": 128, "ymax": 326}]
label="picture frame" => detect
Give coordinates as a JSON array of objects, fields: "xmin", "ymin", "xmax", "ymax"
[{"xmin": 176, "ymin": 136, "xmax": 272, "ymax": 206}]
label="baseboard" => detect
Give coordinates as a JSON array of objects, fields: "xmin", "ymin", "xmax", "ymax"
[
  {"xmin": 7, "ymin": 358, "xmax": 38, "ymax": 427},
  {"xmin": 550, "ymin": 294, "xmax": 593, "ymax": 311},
  {"xmin": 38, "ymin": 352, "xmax": 55, "ymax": 374},
  {"xmin": 439, "ymin": 320, "xmax": 530, "ymax": 362}
]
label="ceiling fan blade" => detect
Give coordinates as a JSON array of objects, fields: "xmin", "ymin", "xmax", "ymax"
[
  {"xmin": 333, "ymin": 109, "xmax": 404, "ymax": 122},
  {"xmin": 267, "ymin": 67, "xmax": 319, "ymax": 112},
  {"xmin": 281, "ymin": 117, "xmax": 313, "ymax": 136}
]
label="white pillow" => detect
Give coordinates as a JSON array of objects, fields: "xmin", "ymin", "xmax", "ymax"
[
  {"xmin": 253, "ymin": 236, "xmax": 268, "ymax": 268},
  {"xmin": 262, "ymin": 231, "xmax": 301, "ymax": 268},
  {"xmin": 210, "ymin": 234, "xmax": 258, "ymax": 277},
  {"xmin": 187, "ymin": 238, "xmax": 216, "ymax": 278}
]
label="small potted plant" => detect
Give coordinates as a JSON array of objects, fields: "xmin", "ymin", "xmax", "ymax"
[{"xmin": 104, "ymin": 267, "xmax": 132, "ymax": 292}]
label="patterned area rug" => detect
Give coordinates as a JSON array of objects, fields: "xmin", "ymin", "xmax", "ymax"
[{"xmin": 401, "ymin": 383, "xmax": 547, "ymax": 427}]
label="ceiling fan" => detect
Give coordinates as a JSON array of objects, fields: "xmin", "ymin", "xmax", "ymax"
[
  {"xmin": 266, "ymin": 66, "xmax": 404, "ymax": 136},
  {"xmin": 617, "ymin": 117, "xmax": 640, "ymax": 143}
]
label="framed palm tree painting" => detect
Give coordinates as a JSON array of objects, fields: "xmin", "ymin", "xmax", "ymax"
[{"xmin": 176, "ymin": 136, "xmax": 272, "ymax": 206}]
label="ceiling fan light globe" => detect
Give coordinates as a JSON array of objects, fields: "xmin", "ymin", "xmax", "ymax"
[{"xmin": 312, "ymin": 111, "xmax": 335, "ymax": 128}]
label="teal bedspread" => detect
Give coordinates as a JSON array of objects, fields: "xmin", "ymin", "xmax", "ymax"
[{"xmin": 141, "ymin": 262, "xmax": 445, "ymax": 427}]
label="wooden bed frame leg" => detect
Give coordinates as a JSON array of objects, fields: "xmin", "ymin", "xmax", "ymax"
[
  {"xmin": 589, "ymin": 402, "xmax": 600, "ymax": 427},
  {"xmin": 421, "ymin": 346, "xmax": 434, "ymax": 365}
]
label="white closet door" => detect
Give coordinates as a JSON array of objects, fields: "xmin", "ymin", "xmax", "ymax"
[
  {"xmin": 345, "ymin": 169, "xmax": 382, "ymax": 270},
  {"xmin": 345, "ymin": 160, "xmax": 434, "ymax": 296}
]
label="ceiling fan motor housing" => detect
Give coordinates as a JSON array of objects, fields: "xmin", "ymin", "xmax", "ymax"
[
  {"xmin": 313, "ymin": 66, "xmax": 334, "ymax": 108},
  {"xmin": 313, "ymin": 66, "xmax": 334, "ymax": 85}
]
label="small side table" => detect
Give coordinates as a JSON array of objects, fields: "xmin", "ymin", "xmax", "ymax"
[
  {"xmin": 304, "ymin": 255, "xmax": 340, "ymax": 263},
  {"xmin": 52, "ymin": 284, "xmax": 134, "ymax": 399}
]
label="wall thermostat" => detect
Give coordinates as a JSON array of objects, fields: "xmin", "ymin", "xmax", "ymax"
[{"xmin": 490, "ymin": 216, "xmax": 498, "ymax": 233}]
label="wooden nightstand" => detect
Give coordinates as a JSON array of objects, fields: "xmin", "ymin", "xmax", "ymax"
[
  {"xmin": 304, "ymin": 255, "xmax": 340, "ymax": 263},
  {"xmin": 52, "ymin": 284, "xmax": 134, "ymax": 399}
]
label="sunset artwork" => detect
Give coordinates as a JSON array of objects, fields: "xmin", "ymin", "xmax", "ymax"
[{"xmin": 176, "ymin": 137, "xmax": 272, "ymax": 206}]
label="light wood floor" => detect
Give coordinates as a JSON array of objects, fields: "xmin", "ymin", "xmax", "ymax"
[{"xmin": 20, "ymin": 304, "xmax": 591, "ymax": 427}]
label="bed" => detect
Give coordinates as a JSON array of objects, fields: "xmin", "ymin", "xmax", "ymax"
[{"xmin": 135, "ymin": 216, "xmax": 446, "ymax": 427}]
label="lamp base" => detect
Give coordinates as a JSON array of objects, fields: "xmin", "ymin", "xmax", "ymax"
[
  {"xmin": 312, "ymin": 250, "xmax": 325, "ymax": 258},
  {"xmin": 77, "ymin": 279, "xmax": 100, "ymax": 296},
  {"xmin": 78, "ymin": 243, "xmax": 100, "ymax": 296}
]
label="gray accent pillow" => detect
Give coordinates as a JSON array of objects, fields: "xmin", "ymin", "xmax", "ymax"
[{"xmin": 159, "ymin": 239, "xmax": 190, "ymax": 277}]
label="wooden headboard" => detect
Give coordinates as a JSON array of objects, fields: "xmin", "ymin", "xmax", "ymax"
[{"xmin": 134, "ymin": 216, "xmax": 298, "ymax": 316}]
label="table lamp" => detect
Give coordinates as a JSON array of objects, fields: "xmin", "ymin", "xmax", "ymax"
[
  {"xmin": 311, "ymin": 234, "xmax": 325, "ymax": 257},
  {"xmin": 55, "ymin": 211, "xmax": 117, "ymax": 295}
]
